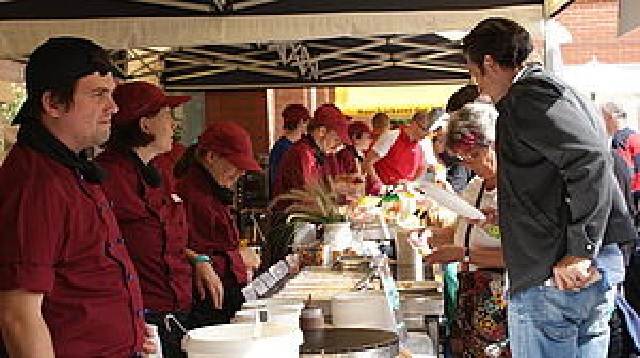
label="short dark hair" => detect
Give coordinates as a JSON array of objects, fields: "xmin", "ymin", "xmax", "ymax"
[
  {"xmin": 15, "ymin": 37, "xmax": 121, "ymax": 125},
  {"xmin": 462, "ymin": 18, "xmax": 533, "ymax": 70},
  {"xmin": 446, "ymin": 85, "xmax": 479, "ymax": 112},
  {"xmin": 371, "ymin": 112, "xmax": 390, "ymax": 129},
  {"xmin": 283, "ymin": 120, "xmax": 301, "ymax": 131},
  {"xmin": 105, "ymin": 110, "xmax": 158, "ymax": 150}
]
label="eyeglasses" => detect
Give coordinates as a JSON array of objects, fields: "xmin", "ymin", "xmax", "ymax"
[{"xmin": 458, "ymin": 152, "xmax": 479, "ymax": 161}]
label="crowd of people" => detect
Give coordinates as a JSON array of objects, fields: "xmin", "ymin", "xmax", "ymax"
[
  {"xmin": 266, "ymin": 17, "xmax": 640, "ymax": 358},
  {"xmin": 0, "ymin": 38, "xmax": 260, "ymax": 358},
  {"xmin": 0, "ymin": 16, "xmax": 638, "ymax": 358}
]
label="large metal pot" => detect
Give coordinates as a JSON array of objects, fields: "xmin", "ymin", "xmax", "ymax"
[{"xmin": 300, "ymin": 328, "xmax": 399, "ymax": 358}]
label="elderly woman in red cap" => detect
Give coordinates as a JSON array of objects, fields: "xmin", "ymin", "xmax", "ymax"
[
  {"xmin": 269, "ymin": 103, "xmax": 310, "ymax": 196},
  {"xmin": 95, "ymin": 81, "xmax": 223, "ymax": 357},
  {"xmin": 176, "ymin": 122, "xmax": 262, "ymax": 327}
]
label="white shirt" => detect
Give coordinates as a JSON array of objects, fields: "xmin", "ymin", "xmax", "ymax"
[{"xmin": 453, "ymin": 177, "xmax": 501, "ymax": 249}]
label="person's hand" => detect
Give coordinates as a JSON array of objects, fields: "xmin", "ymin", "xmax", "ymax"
[
  {"xmin": 424, "ymin": 245, "xmax": 465, "ymax": 264},
  {"xmin": 285, "ymin": 254, "xmax": 301, "ymax": 274},
  {"xmin": 240, "ymin": 247, "xmax": 261, "ymax": 281},
  {"xmin": 142, "ymin": 326, "xmax": 158, "ymax": 355},
  {"xmin": 469, "ymin": 207, "xmax": 498, "ymax": 226},
  {"xmin": 552, "ymin": 255, "xmax": 599, "ymax": 290},
  {"xmin": 193, "ymin": 262, "xmax": 224, "ymax": 308},
  {"xmin": 240, "ymin": 247, "xmax": 261, "ymax": 271}
]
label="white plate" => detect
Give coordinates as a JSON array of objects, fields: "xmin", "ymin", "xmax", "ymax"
[{"xmin": 419, "ymin": 182, "xmax": 485, "ymax": 220}]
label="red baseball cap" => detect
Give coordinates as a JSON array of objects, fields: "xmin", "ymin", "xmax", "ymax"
[
  {"xmin": 197, "ymin": 122, "xmax": 261, "ymax": 171},
  {"xmin": 311, "ymin": 104, "xmax": 351, "ymax": 144},
  {"xmin": 111, "ymin": 81, "xmax": 190, "ymax": 126},
  {"xmin": 282, "ymin": 103, "xmax": 310, "ymax": 127}
]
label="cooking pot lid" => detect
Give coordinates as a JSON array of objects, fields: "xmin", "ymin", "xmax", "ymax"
[{"xmin": 301, "ymin": 328, "xmax": 398, "ymax": 354}]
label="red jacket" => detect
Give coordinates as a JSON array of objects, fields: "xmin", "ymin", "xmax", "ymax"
[
  {"xmin": 97, "ymin": 149, "xmax": 192, "ymax": 312},
  {"xmin": 272, "ymin": 136, "xmax": 324, "ymax": 199},
  {"xmin": 0, "ymin": 145, "xmax": 146, "ymax": 357},
  {"xmin": 178, "ymin": 165, "xmax": 247, "ymax": 286}
]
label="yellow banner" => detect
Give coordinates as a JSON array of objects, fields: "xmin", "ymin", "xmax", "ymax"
[{"xmin": 335, "ymin": 84, "xmax": 467, "ymax": 120}]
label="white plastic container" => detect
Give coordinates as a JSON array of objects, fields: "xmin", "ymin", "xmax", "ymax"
[
  {"xmin": 182, "ymin": 323, "xmax": 303, "ymax": 358},
  {"xmin": 242, "ymin": 298, "xmax": 305, "ymax": 313},
  {"xmin": 331, "ymin": 291, "xmax": 395, "ymax": 332},
  {"xmin": 233, "ymin": 307, "xmax": 301, "ymax": 328}
]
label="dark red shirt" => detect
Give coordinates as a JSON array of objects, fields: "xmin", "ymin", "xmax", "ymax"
[
  {"xmin": 272, "ymin": 136, "xmax": 323, "ymax": 199},
  {"xmin": 151, "ymin": 142, "xmax": 186, "ymax": 196},
  {"xmin": 336, "ymin": 146, "xmax": 359, "ymax": 175},
  {"xmin": 177, "ymin": 165, "xmax": 247, "ymax": 286},
  {"xmin": 96, "ymin": 150, "xmax": 192, "ymax": 312},
  {"xmin": 373, "ymin": 128, "xmax": 423, "ymax": 185},
  {"xmin": 322, "ymin": 152, "xmax": 344, "ymax": 178},
  {"xmin": 336, "ymin": 146, "xmax": 380, "ymax": 195},
  {"xmin": 0, "ymin": 145, "xmax": 145, "ymax": 358}
]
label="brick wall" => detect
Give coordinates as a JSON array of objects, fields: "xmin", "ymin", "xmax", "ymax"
[
  {"xmin": 557, "ymin": 0, "xmax": 640, "ymax": 64},
  {"xmin": 0, "ymin": 60, "xmax": 23, "ymax": 83},
  {"xmin": 204, "ymin": 90, "xmax": 269, "ymax": 156},
  {"xmin": 272, "ymin": 87, "xmax": 335, "ymax": 140}
]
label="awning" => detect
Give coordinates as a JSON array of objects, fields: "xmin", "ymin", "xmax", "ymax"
[
  {"xmin": 0, "ymin": 0, "xmax": 546, "ymax": 58},
  {"xmin": 161, "ymin": 34, "xmax": 469, "ymax": 90}
]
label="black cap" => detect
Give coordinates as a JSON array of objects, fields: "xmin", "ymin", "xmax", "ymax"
[{"xmin": 13, "ymin": 37, "xmax": 124, "ymax": 125}]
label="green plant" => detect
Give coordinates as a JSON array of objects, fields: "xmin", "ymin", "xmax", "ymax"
[
  {"xmin": 272, "ymin": 179, "xmax": 348, "ymax": 224},
  {"xmin": 0, "ymin": 83, "xmax": 26, "ymax": 125}
]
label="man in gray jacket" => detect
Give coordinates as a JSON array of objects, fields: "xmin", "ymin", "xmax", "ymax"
[{"xmin": 462, "ymin": 18, "xmax": 623, "ymax": 357}]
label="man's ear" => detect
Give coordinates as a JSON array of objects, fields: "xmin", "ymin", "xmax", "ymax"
[
  {"xmin": 139, "ymin": 116, "xmax": 152, "ymax": 134},
  {"xmin": 203, "ymin": 151, "xmax": 218, "ymax": 166},
  {"xmin": 41, "ymin": 91, "xmax": 65, "ymax": 118},
  {"xmin": 482, "ymin": 54, "xmax": 499, "ymax": 73}
]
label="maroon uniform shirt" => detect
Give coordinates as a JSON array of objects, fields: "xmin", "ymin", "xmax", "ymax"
[
  {"xmin": 0, "ymin": 145, "xmax": 146, "ymax": 357},
  {"xmin": 272, "ymin": 136, "xmax": 323, "ymax": 199},
  {"xmin": 177, "ymin": 165, "xmax": 247, "ymax": 286},
  {"xmin": 322, "ymin": 152, "xmax": 344, "ymax": 178},
  {"xmin": 97, "ymin": 150, "xmax": 192, "ymax": 313},
  {"xmin": 151, "ymin": 142, "xmax": 186, "ymax": 196},
  {"xmin": 336, "ymin": 146, "xmax": 359, "ymax": 175}
]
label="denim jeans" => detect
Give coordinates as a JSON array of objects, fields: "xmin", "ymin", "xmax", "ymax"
[{"xmin": 508, "ymin": 278, "xmax": 615, "ymax": 358}]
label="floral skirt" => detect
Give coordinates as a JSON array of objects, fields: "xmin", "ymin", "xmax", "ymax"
[{"xmin": 450, "ymin": 269, "xmax": 510, "ymax": 357}]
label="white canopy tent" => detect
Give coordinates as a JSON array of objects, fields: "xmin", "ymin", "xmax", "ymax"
[
  {"xmin": 0, "ymin": 0, "xmax": 573, "ymax": 59},
  {"xmin": 0, "ymin": 0, "xmax": 574, "ymax": 88}
]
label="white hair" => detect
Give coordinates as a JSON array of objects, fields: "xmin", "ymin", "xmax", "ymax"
[{"xmin": 446, "ymin": 101, "xmax": 499, "ymax": 150}]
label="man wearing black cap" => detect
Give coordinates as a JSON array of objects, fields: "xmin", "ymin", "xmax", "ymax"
[{"xmin": 0, "ymin": 38, "xmax": 149, "ymax": 357}]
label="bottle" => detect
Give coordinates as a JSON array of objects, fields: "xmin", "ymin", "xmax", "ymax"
[{"xmin": 300, "ymin": 295, "xmax": 324, "ymax": 330}]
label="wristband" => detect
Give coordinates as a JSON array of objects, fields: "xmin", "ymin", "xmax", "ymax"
[{"xmin": 190, "ymin": 254, "xmax": 212, "ymax": 266}]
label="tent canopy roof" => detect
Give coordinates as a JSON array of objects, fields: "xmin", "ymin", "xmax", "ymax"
[
  {"xmin": 0, "ymin": 0, "xmax": 543, "ymax": 19},
  {"xmin": 0, "ymin": 0, "xmax": 573, "ymax": 88},
  {"xmin": 0, "ymin": 0, "xmax": 548, "ymax": 58}
]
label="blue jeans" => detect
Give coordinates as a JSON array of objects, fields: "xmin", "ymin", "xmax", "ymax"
[{"xmin": 508, "ymin": 278, "xmax": 615, "ymax": 358}]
